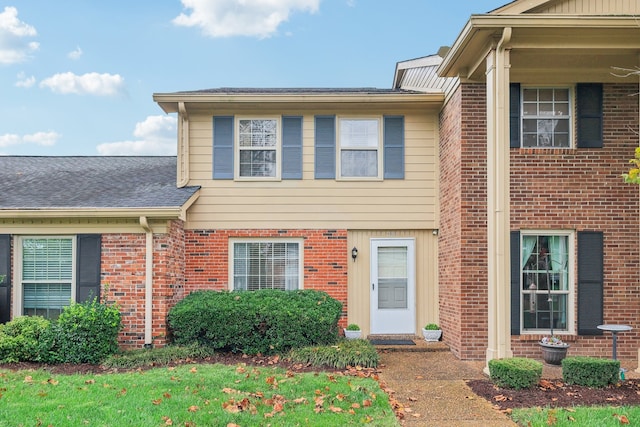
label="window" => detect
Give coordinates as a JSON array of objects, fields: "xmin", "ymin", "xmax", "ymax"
[
  {"xmin": 338, "ymin": 118, "xmax": 381, "ymax": 178},
  {"xmin": 21, "ymin": 237, "xmax": 74, "ymax": 319},
  {"xmin": 520, "ymin": 233, "xmax": 572, "ymax": 333},
  {"xmin": 231, "ymin": 240, "xmax": 302, "ymax": 291},
  {"xmin": 521, "ymin": 88, "xmax": 571, "ymax": 148},
  {"xmin": 237, "ymin": 118, "xmax": 279, "ymax": 178}
]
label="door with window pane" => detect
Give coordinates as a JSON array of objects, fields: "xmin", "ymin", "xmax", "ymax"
[{"xmin": 370, "ymin": 239, "xmax": 415, "ymax": 334}]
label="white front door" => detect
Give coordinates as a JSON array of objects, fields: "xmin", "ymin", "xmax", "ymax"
[{"xmin": 370, "ymin": 238, "xmax": 415, "ymax": 334}]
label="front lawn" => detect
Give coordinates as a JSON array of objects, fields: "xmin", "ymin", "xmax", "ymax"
[
  {"xmin": 0, "ymin": 363, "xmax": 398, "ymax": 426},
  {"xmin": 511, "ymin": 406, "xmax": 639, "ymax": 426}
]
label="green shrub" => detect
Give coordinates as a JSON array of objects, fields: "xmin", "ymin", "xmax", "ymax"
[
  {"xmin": 39, "ymin": 298, "xmax": 122, "ymax": 364},
  {"xmin": 168, "ymin": 290, "xmax": 342, "ymax": 355},
  {"xmin": 424, "ymin": 323, "xmax": 440, "ymax": 330},
  {"xmin": 489, "ymin": 357, "xmax": 543, "ymax": 389},
  {"xmin": 346, "ymin": 323, "xmax": 360, "ymax": 331},
  {"xmin": 103, "ymin": 344, "xmax": 212, "ymax": 369},
  {"xmin": 0, "ymin": 316, "xmax": 50, "ymax": 363},
  {"xmin": 562, "ymin": 356, "xmax": 620, "ymax": 387},
  {"xmin": 289, "ymin": 339, "xmax": 379, "ymax": 369}
]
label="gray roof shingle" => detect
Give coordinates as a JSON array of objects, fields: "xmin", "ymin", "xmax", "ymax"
[{"xmin": 0, "ymin": 156, "xmax": 199, "ymax": 210}]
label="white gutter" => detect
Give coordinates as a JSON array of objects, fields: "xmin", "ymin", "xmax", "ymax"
[{"xmin": 140, "ymin": 216, "xmax": 153, "ymax": 347}]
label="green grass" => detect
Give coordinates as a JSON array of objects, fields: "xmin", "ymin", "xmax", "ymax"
[
  {"xmin": 0, "ymin": 363, "xmax": 398, "ymax": 426},
  {"xmin": 511, "ymin": 406, "xmax": 640, "ymax": 426}
]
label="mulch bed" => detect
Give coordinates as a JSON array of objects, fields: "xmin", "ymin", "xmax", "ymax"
[{"xmin": 467, "ymin": 378, "xmax": 640, "ymax": 410}]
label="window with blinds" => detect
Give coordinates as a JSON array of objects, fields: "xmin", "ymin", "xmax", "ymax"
[
  {"xmin": 21, "ymin": 237, "xmax": 73, "ymax": 319},
  {"xmin": 232, "ymin": 241, "xmax": 301, "ymax": 291}
]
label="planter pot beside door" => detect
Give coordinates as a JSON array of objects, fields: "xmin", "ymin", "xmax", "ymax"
[
  {"xmin": 344, "ymin": 329, "xmax": 361, "ymax": 340},
  {"xmin": 539, "ymin": 342, "xmax": 569, "ymax": 365},
  {"xmin": 422, "ymin": 329, "xmax": 442, "ymax": 342}
]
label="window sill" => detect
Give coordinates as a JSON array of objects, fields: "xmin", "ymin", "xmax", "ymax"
[{"xmin": 515, "ymin": 334, "xmax": 577, "ymax": 343}]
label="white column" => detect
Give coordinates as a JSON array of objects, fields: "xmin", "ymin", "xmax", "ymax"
[{"xmin": 485, "ymin": 28, "xmax": 513, "ymax": 371}]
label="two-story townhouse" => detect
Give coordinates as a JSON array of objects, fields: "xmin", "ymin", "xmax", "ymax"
[
  {"xmin": 1, "ymin": 0, "xmax": 639, "ymax": 364},
  {"xmin": 152, "ymin": 88, "xmax": 443, "ymax": 338},
  {"xmin": 395, "ymin": 0, "xmax": 640, "ymax": 363}
]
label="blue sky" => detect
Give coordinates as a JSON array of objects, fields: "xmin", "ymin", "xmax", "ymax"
[{"xmin": 0, "ymin": 0, "xmax": 503, "ymax": 156}]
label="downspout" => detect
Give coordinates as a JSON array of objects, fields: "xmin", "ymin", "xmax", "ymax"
[
  {"xmin": 140, "ymin": 216, "xmax": 153, "ymax": 348},
  {"xmin": 177, "ymin": 102, "xmax": 189, "ymax": 188},
  {"xmin": 485, "ymin": 26, "xmax": 513, "ymax": 371}
]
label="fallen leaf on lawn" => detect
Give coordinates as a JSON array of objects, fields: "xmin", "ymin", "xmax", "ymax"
[
  {"xmin": 46, "ymin": 378, "xmax": 59, "ymax": 385},
  {"xmin": 351, "ymin": 403, "xmax": 361, "ymax": 409},
  {"xmin": 227, "ymin": 424, "xmax": 241, "ymax": 427},
  {"xmin": 329, "ymin": 405, "xmax": 343, "ymax": 413},
  {"xmin": 236, "ymin": 366, "xmax": 246, "ymax": 374},
  {"xmin": 613, "ymin": 414, "xmax": 630, "ymax": 424},
  {"xmin": 568, "ymin": 416, "xmax": 576, "ymax": 422},
  {"xmin": 152, "ymin": 399, "xmax": 162, "ymax": 405},
  {"xmin": 189, "ymin": 367, "xmax": 197, "ymax": 373},
  {"xmin": 363, "ymin": 399, "xmax": 372, "ymax": 407},
  {"xmin": 85, "ymin": 379, "xmax": 95, "ymax": 384},
  {"xmin": 566, "ymin": 408, "xmax": 576, "ymax": 412},
  {"xmin": 24, "ymin": 376, "xmax": 33, "ymax": 384},
  {"xmin": 163, "ymin": 392, "xmax": 171, "ymax": 399},
  {"xmin": 188, "ymin": 405, "xmax": 199, "ymax": 412},
  {"xmin": 336, "ymin": 393, "xmax": 346, "ymax": 401},
  {"xmin": 493, "ymin": 394, "xmax": 508, "ymax": 402},
  {"xmin": 411, "ymin": 413, "xmax": 422, "ymax": 418},
  {"xmin": 293, "ymin": 397, "xmax": 307, "ymax": 404},
  {"xmin": 161, "ymin": 416, "xmax": 173, "ymax": 426},
  {"xmin": 408, "ymin": 396, "xmax": 418, "ymax": 402}
]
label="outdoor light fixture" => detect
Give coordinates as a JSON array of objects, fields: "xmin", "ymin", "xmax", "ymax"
[{"xmin": 351, "ymin": 247, "xmax": 358, "ymax": 261}]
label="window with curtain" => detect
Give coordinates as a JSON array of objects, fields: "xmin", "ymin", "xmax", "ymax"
[
  {"xmin": 521, "ymin": 233, "xmax": 570, "ymax": 332},
  {"xmin": 237, "ymin": 118, "xmax": 279, "ymax": 178},
  {"xmin": 339, "ymin": 118, "xmax": 380, "ymax": 178},
  {"xmin": 232, "ymin": 241, "xmax": 301, "ymax": 291},
  {"xmin": 21, "ymin": 237, "xmax": 73, "ymax": 319},
  {"xmin": 522, "ymin": 88, "xmax": 571, "ymax": 148}
]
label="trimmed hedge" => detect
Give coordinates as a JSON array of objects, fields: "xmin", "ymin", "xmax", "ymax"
[
  {"xmin": 562, "ymin": 356, "xmax": 620, "ymax": 387},
  {"xmin": 168, "ymin": 290, "xmax": 342, "ymax": 355},
  {"xmin": 0, "ymin": 316, "xmax": 51, "ymax": 363},
  {"xmin": 38, "ymin": 298, "xmax": 122, "ymax": 364},
  {"xmin": 488, "ymin": 357, "xmax": 543, "ymax": 389}
]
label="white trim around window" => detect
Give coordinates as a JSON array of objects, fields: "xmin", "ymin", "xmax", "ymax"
[
  {"xmin": 13, "ymin": 235, "xmax": 77, "ymax": 319},
  {"xmin": 337, "ymin": 116, "xmax": 383, "ymax": 180},
  {"xmin": 519, "ymin": 230, "xmax": 575, "ymax": 336},
  {"xmin": 234, "ymin": 116, "xmax": 282, "ymax": 181},
  {"xmin": 521, "ymin": 86, "xmax": 572, "ymax": 148},
  {"xmin": 228, "ymin": 238, "xmax": 304, "ymax": 291}
]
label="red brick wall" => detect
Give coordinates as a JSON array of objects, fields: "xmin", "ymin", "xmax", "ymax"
[
  {"xmin": 443, "ymin": 82, "xmax": 640, "ymax": 360},
  {"xmin": 184, "ymin": 229, "xmax": 349, "ymax": 325},
  {"xmin": 439, "ymin": 83, "xmax": 490, "ymax": 359},
  {"xmin": 101, "ymin": 220, "xmax": 186, "ymax": 348}
]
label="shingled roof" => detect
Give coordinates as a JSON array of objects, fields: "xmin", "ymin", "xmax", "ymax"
[{"xmin": 0, "ymin": 156, "xmax": 199, "ymax": 210}]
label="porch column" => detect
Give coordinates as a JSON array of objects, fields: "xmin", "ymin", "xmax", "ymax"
[{"xmin": 485, "ymin": 27, "xmax": 513, "ymax": 370}]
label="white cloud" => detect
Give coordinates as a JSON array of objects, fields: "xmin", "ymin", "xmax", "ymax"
[
  {"xmin": 67, "ymin": 46, "xmax": 83, "ymax": 60},
  {"xmin": 15, "ymin": 71, "xmax": 35, "ymax": 88},
  {"xmin": 39, "ymin": 72, "xmax": 125, "ymax": 96},
  {"xmin": 0, "ymin": 131, "xmax": 61, "ymax": 148},
  {"xmin": 0, "ymin": 6, "xmax": 39, "ymax": 64},
  {"xmin": 173, "ymin": 0, "xmax": 320, "ymax": 38},
  {"xmin": 96, "ymin": 115, "xmax": 177, "ymax": 155}
]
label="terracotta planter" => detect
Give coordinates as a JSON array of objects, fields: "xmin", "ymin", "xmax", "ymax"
[
  {"xmin": 422, "ymin": 329, "xmax": 442, "ymax": 342},
  {"xmin": 539, "ymin": 342, "xmax": 569, "ymax": 365}
]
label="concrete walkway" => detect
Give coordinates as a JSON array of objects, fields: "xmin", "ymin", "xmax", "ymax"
[
  {"xmin": 375, "ymin": 340, "xmax": 640, "ymax": 426},
  {"xmin": 376, "ymin": 343, "xmax": 516, "ymax": 426}
]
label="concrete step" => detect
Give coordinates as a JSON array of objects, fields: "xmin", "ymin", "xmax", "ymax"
[{"xmin": 367, "ymin": 335, "xmax": 449, "ymax": 352}]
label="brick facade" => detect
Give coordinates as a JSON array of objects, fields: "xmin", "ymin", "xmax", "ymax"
[{"xmin": 441, "ymin": 82, "xmax": 640, "ymax": 360}]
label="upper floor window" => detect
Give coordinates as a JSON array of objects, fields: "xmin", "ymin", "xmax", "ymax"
[
  {"xmin": 338, "ymin": 118, "xmax": 381, "ymax": 178},
  {"xmin": 230, "ymin": 240, "xmax": 302, "ymax": 291},
  {"xmin": 521, "ymin": 88, "xmax": 571, "ymax": 148},
  {"xmin": 237, "ymin": 118, "xmax": 280, "ymax": 179}
]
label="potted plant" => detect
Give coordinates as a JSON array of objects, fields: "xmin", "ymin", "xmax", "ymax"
[
  {"xmin": 537, "ymin": 249, "xmax": 569, "ymax": 365},
  {"xmin": 422, "ymin": 323, "xmax": 442, "ymax": 342},
  {"xmin": 539, "ymin": 335, "xmax": 569, "ymax": 365},
  {"xmin": 344, "ymin": 323, "xmax": 362, "ymax": 339}
]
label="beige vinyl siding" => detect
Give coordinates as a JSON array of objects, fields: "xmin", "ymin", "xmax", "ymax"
[
  {"xmin": 346, "ymin": 230, "xmax": 438, "ymax": 337},
  {"xmin": 531, "ymin": 0, "xmax": 640, "ymax": 14},
  {"xmin": 183, "ymin": 107, "xmax": 439, "ymax": 230}
]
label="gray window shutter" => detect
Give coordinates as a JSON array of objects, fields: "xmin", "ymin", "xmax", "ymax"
[
  {"xmin": 76, "ymin": 234, "xmax": 101, "ymax": 303},
  {"xmin": 577, "ymin": 231, "xmax": 604, "ymax": 335},
  {"xmin": 383, "ymin": 116, "xmax": 404, "ymax": 179},
  {"xmin": 282, "ymin": 116, "xmax": 303, "ymax": 179},
  {"xmin": 0, "ymin": 235, "xmax": 11, "ymax": 323},
  {"xmin": 213, "ymin": 116, "xmax": 234, "ymax": 179},
  {"xmin": 510, "ymin": 231, "xmax": 521, "ymax": 335},
  {"xmin": 510, "ymin": 83, "xmax": 521, "ymax": 148},
  {"xmin": 577, "ymin": 83, "xmax": 603, "ymax": 148},
  {"xmin": 314, "ymin": 115, "xmax": 335, "ymax": 179}
]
